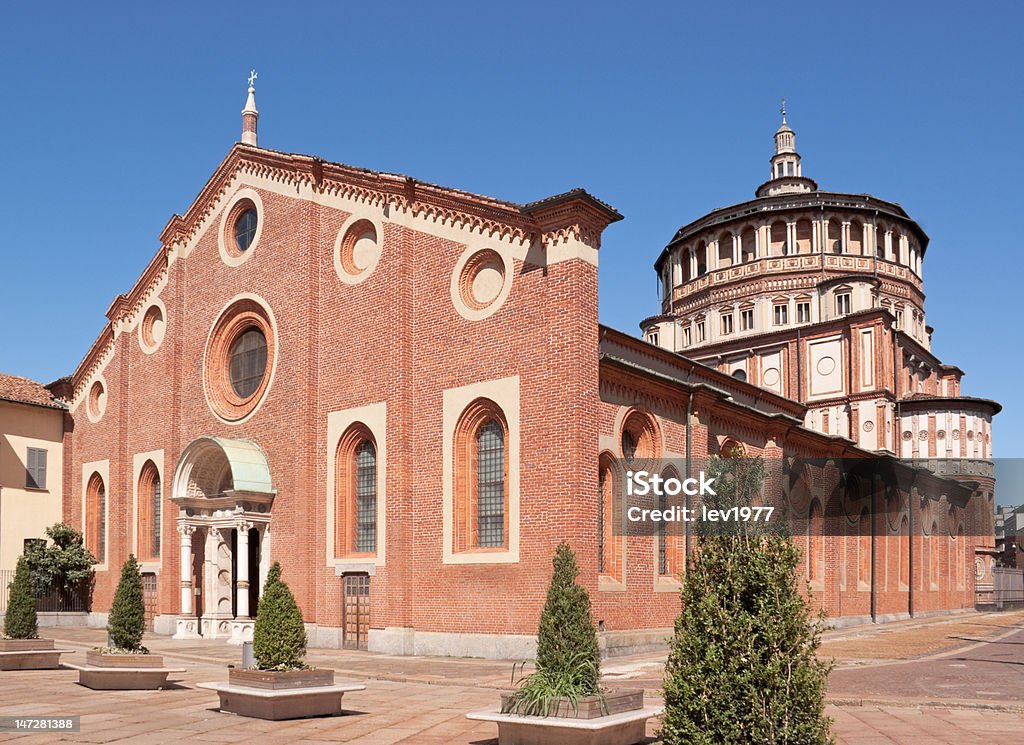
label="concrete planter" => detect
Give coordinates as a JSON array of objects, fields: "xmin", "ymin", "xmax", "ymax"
[
  {"xmin": 198, "ymin": 668, "xmax": 365, "ymax": 720},
  {"xmin": 470, "ymin": 689, "xmax": 663, "ymax": 745},
  {"xmin": 0, "ymin": 638, "xmax": 70, "ymax": 670},
  {"xmin": 228, "ymin": 666, "xmax": 335, "ymax": 689},
  {"xmin": 500, "ymin": 688, "xmax": 644, "ymax": 719},
  {"xmin": 66, "ymin": 650, "xmax": 185, "ymax": 690},
  {"xmin": 85, "ymin": 650, "xmax": 165, "ymax": 668}
]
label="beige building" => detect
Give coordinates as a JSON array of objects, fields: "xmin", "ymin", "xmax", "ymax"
[{"xmin": 0, "ymin": 374, "xmax": 66, "ymax": 572}]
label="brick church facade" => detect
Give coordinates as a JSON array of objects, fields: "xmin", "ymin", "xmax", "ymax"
[{"xmin": 48, "ymin": 85, "xmax": 997, "ymax": 656}]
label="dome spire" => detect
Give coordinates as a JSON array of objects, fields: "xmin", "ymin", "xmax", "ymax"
[
  {"xmin": 241, "ymin": 70, "xmax": 259, "ymax": 147},
  {"xmin": 756, "ymin": 102, "xmax": 817, "ymax": 197}
]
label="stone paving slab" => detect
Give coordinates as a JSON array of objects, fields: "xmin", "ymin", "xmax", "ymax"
[{"xmin": 13, "ymin": 613, "xmax": 1024, "ymax": 744}]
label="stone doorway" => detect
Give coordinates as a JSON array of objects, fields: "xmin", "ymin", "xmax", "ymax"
[{"xmin": 170, "ymin": 436, "xmax": 276, "ymax": 644}]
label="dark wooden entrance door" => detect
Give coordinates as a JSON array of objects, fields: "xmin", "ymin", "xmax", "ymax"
[
  {"xmin": 142, "ymin": 572, "xmax": 157, "ymax": 631},
  {"xmin": 342, "ymin": 574, "xmax": 370, "ymax": 650}
]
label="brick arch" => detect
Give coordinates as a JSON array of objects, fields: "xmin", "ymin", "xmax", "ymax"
[
  {"xmin": 453, "ymin": 398, "xmax": 509, "ymax": 553},
  {"xmin": 598, "ymin": 451, "xmax": 622, "ymax": 581}
]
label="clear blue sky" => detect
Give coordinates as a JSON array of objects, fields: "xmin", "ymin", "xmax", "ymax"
[{"xmin": 1, "ymin": 3, "xmax": 1020, "ymax": 478}]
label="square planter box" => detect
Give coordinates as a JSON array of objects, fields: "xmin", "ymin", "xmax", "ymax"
[
  {"xmin": 470, "ymin": 689, "xmax": 662, "ymax": 745},
  {"xmin": 86, "ymin": 650, "xmax": 164, "ymax": 668},
  {"xmin": 67, "ymin": 651, "xmax": 185, "ymax": 690},
  {"xmin": 198, "ymin": 669, "xmax": 365, "ymax": 721},
  {"xmin": 500, "ymin": 689, "xmax": 644, "ymax": 719},
  {"xmin": 0, "ymin": 638, "xmax": 69, "ymax": 671},
  {"xmin": 228, "ymin": 667, "xmax": 334, "ymax": 690}
]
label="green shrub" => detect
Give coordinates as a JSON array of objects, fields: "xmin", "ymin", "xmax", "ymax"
[
  {"xmin": 107, "ymin": 555, "xmax": 146, "ymax": 652},
  {"xmin": 252, "ymin": 562, "xmax": 307, "ymax": 670},
  {"xmin": 502, "ymin": 542, "xmax": 602, "ymax": 716},
  {"xmin": 660, "ymin": 453, "xmax": 833, "ymax": 745},
  {"xmin": 23, "ymin": 523, "xmax": 96, "ymax": 596},
  {"xmin": 3, "ymin": 557, "xmax": 38, "ymax": 640}
]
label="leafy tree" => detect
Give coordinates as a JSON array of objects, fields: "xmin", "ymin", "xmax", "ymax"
[
  {"xmin": 107, "ymin": 555, "xmax": 146, "ymax": 652},
  {"xmin": 3, "ymin": 557, "xmax": 38, "ymax": 639},
  {"xmin": 661, "ymin": 452, "xmax": 833, "ymax": 745},
  {"xmin": 503, "ymin": 542, "xmax": 602, "ymax": 716},
  {"xmin": 252, "ymin": 562, "xmax": 307, "ymax": 670},
  {"xmin": 23, "ymin": 523, "xmax": 97, "ymax": 596}
]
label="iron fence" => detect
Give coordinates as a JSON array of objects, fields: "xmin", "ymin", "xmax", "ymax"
[{"xmin": 0, "ymin": 569, "xmax": 90, "ymax": 615}]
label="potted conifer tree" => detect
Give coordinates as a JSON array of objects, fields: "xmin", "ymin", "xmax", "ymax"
[
  {"xmin": 0, "ymin": 556, "xmax": 70, "ymax": 670},
  {"xmin": 468, "ymin": 542, "xmax": 661, "ymax": 744},
  {"xmin": 69, "ymin": 555, "xmax": 184, "ymax": 689},
  {"xmin": 199, "ymin": 562, "xmax": 364, "ymax": 719}
]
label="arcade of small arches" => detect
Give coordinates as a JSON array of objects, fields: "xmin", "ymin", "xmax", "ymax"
[{"xmin": 661, "ymin": 212, "xmax": 925, "ymax": 293}]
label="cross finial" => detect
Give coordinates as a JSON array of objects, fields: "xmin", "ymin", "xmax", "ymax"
[
  {"xmin": 780, "ymin": 98, "xmax": 787, "ymax": 123},
  {"xmin": 248, "ymin": 69, "xmax": 258, "ymax": 89}
]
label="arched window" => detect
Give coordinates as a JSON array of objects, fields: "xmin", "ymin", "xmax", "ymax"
[
  {"xmin": 335, "ymin": 425, "xmax": 378, "ymax": 557},
  {"xmin": 828, "ymin": 218, "xmax": 843, "ymax": 253},
  {"xmin": 848, "ymin": 219, "xmax": 864, "ymax": 255},
  {"xmin": 86, "ymin": 473, "xmax": 106, "ymax": 562},
  {"xmin": 454, "ymin": 399, "xmax": 509, "ymax": 552},
  {"xmin": 717, "ymin": 232, "xmax": 733, "ymax": 269},
  {"xmin": 658, "ymin": 468, "xmax": 684, "ymax": 580},
  {"xmin": 770, "ymin": 221, "xmax": 787, "ymax": 256},
  {"xmin": 740, "ymin": 226, "xmax": 756, "ymax": 263},
  {"xmin": 138, "ymin": 461, "xmax": 161, "ymax": 561},
  {"xmin": 899, "ymin": 515, "xmax": 910, "ymax": 587},
  {"xmin": 858, "ymin": 508, "xmax": 871, "ymax": 587},
  {"xmin": 795, "ymin": 219, "xmax": 813, "ymax": 254},
  {"xmin": 598, "ymin": 454, "xmax": 622, "ymax": 580},
  {"xmin": 809, "ymin": 499, "xmax": 824, "ymax": 585}
]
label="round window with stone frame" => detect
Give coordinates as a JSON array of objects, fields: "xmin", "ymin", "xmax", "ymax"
[
  {"xmin": 88, "ymin": 380, "xmax": 106, "ymax": 420},
  {"xmin": 204, "ymin": 299, "xmax": 276, "ymax": 422},
  {"xmin": 139, "ymin": 304, "xmax": 166, "ymax": 352},
  {"xmin": 459, "ymin": 249, "xmax": 506, "ymax": 311},
  {"xmin": 223, "ymin": 198, "xmax": 260, "ymax": 258}
]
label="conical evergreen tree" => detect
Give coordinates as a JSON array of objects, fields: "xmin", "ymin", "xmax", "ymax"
[
  {"xmin": 660, "ymin": 453, "xmax": 833, "ymax": 745},
  {"xmin": 535, "ymin": 542, "xmax": 601, "ymax": 692},
  {"xmin": 503, "ymin": 542, "xmax": 602, "ymax": 715},
  {"xmin": 252, "ymin": 562, "xmax": 307, "ymax": 670},
  {"xmin": 107, "ymin": 555, "xmax": 146, "ymax": 652},
  {"xmin": 4, "ymin": 557, "xmax": 38, "ymax": 639}
]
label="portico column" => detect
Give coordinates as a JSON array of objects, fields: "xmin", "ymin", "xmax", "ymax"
[
  {"xmin": 177, "ymin": 524, "xmax": 195, "ymax": 615},
  {"xmin": 236, "ymin": 522, "xmax": 251, "ymax": 618}
]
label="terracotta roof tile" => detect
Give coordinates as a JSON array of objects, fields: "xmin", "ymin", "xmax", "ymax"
[{"xmin": 0, "ymin": 374, "xmax": 64, "ymax": 409}]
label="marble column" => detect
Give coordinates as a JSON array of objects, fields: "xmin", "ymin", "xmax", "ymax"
[{"xmin": 236, "ymin": 522, "xmax": 251, "ymax": 619}]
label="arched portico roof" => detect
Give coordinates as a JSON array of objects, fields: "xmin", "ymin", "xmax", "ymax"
[{"xmin": 172, "ymin": 436, "xmax": 275, "ymax": 500}]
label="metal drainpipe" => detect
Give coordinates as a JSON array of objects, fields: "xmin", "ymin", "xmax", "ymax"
[
  {"xmin": 685, "ymin": 392, "xmax": 694, "ymax": 558},
  {"xmin": 908, "ymin": 462, "xmax": 917, "ymax": 618},
  {"xmin": 871, "ymin": 474, "xmax": 878, "ymax": 623}
]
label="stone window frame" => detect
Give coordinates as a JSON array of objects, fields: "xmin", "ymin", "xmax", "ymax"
[
  {"xmin": 449, "ymin": 242, "xmax": 514, "ymax": 322},
  {"xmin": 442, "ymin": 377, "xmax": 520, "ymax": 565},
  {"xmin": 598, "ymin": 452, "xmax": 624, "ymax": 588},
  {"xmin": 132, "ymin": 450, "xmax": 164, "ymax": 573},
  {"xmin": 138, "ymin": 297, "xmax": 168, "ymax": 355},
  {"xmin": 86, "ymin": 376, "xmax": 107, "ymax": 423},
  {"xmin": 334, "ymin": 211, "xmax": 384, "ymax": 286},
  {"xmin": 136, "ymin": 459, "xmax": 162, "ymax": 563}
]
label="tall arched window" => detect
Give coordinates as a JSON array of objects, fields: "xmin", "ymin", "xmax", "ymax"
[
  {"xmin": 929, "ymin": 521, "xmax": 940, "ymax": 589},
  {"xmin": 658, "ymin": 468, "xmax": 683, "ymax": 580},
  {"xmin": 899, "ymin": 515, "xmax": 910, "ymax": 587},
  {"xmin": 87, "ymin": 473, "xmax": 106, "ymax": 562},
  {"xmin": 858, "ymin": 508, "xmax": 871, "ymax": 587},
  {"xmin": 808, "ymin": 499, "xmax": 824, "ymax": 585},
  {"xmin": 956, "ymin": 527, "xmax": 965, "ymax": 590},
  {"xmin": 335, "ymin": 425, "xmax": 378, "ymax": 557},
  {"xmin": 598, "ymin": 454, "xmax": 621, "ymax": 580},
  {"xmin": 138, "ymin": 461, "xmax": 161, "ymax": 560},
  {"xmin": 454, "ymin": 399, "xmax": 508, "ymax": 552}
]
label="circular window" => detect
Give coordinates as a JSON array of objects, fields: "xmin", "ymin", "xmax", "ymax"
[
  {"xmin": 460, "ymin": 250, "xmax": 505, "ymax": 310},
  {"xmin": 450, "ymin": 245, "xmax": 513, "ymax": 321},
  {"xmin": 731, "ymin": 369, "xmax": 747, "ymax": 382},
  {"xmin": 204, "ymin": 297, "xmax": 276, "ymax": 422},
  {"xmin": 967, "ymin": 431, "xmax": 975, "ymax": 441},
  {"xmin": 139, "ymin": 303, "xmax": 166, "ymax": 352},
  {"xmin": 937, "ymin": 430, "xmax": 946, "ymax": 440},
  {"xmin": 87, "ymin": 380, "xmax": 106, "ymax": 421},
  {"xmin": 219, "ymin": 190, "xmax": 264, "ymax": 266},
  {"xmin": 234, "ymin": 208, "xmax": 258, "ymax": 252},
  {"xmin": 902, "ymin": 431, "xmax": 912, "ymax": 441}
]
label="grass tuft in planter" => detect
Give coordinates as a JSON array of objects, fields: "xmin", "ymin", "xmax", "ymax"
[{"xmin": 502, "ymin": 542, "xmax": 604, "ymax": 717}]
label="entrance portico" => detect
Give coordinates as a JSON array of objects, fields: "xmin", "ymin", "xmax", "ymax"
[{"xmin": 170, "ymin": 437, "xmax": 275, "ymax": 644}]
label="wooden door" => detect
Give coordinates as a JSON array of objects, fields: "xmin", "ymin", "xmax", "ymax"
[{"xmin": 342, "ymin": 574, "xmax": 370, "ymax": 650}]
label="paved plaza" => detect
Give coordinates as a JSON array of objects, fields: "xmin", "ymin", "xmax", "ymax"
[{"xmin": 1, "ymin": 611, "xmax": 1023, "ymax": 744}]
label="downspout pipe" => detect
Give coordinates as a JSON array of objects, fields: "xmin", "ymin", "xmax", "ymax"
[{"xmin": 685, "ymin": 393, "xmax": 694, "ymax": 558}]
